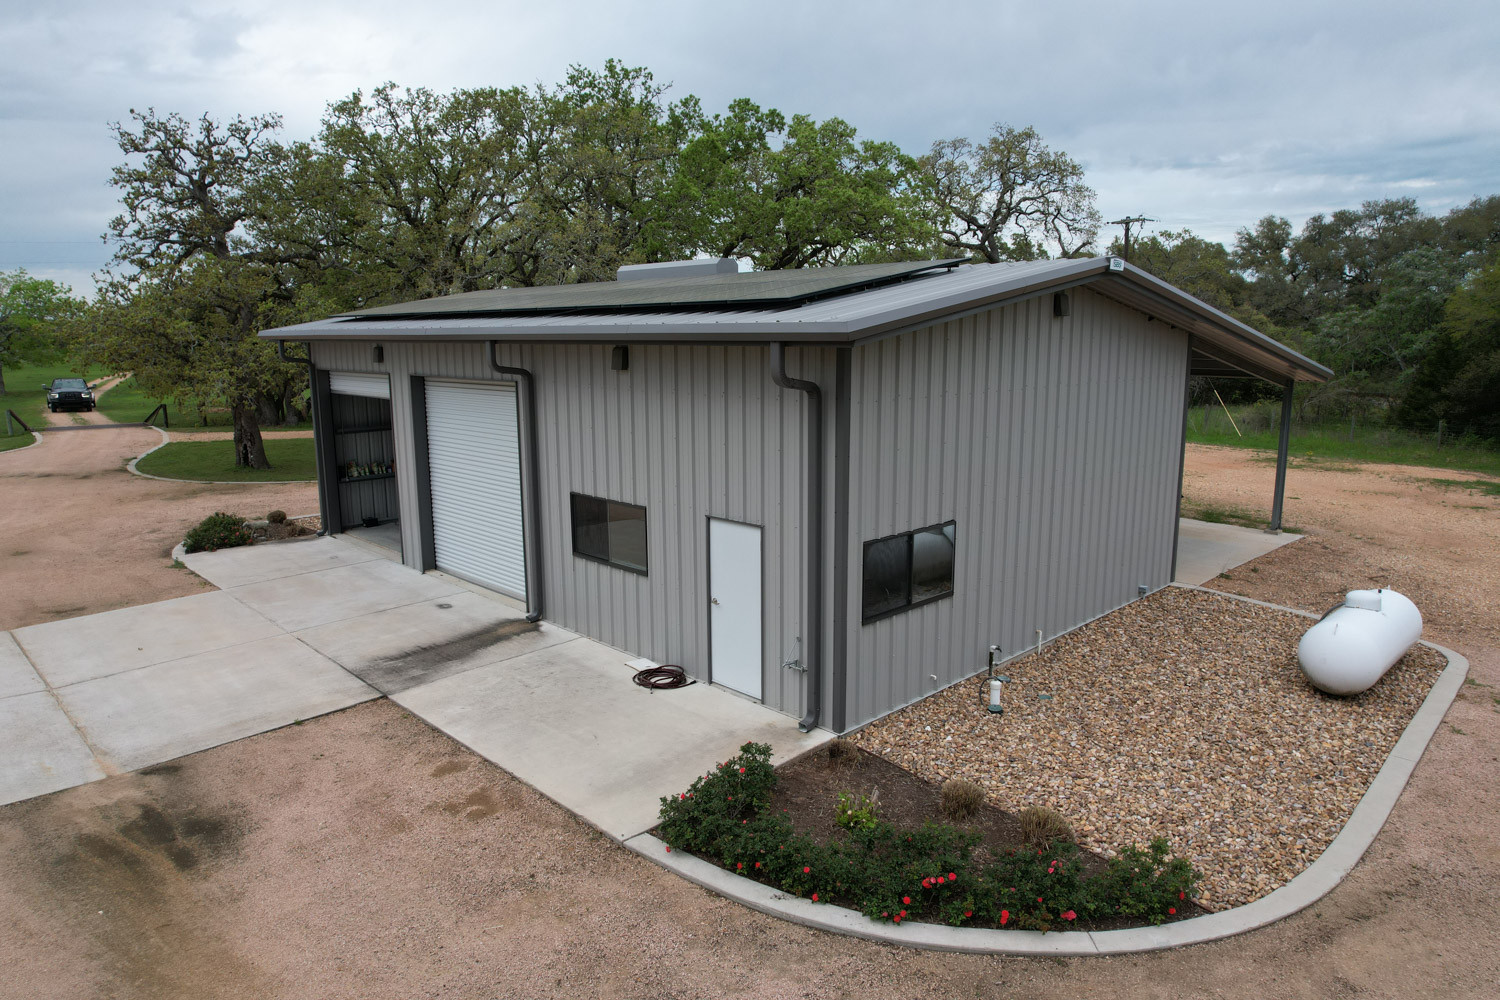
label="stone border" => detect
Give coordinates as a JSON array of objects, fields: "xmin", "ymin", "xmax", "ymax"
[
  {"xmin": 126, "ymin": 428, "xmax": 313, "ymax": 484},
  {"xmin": 622, "ymin": 592, "xmax": 1469, "ymax": 955}
]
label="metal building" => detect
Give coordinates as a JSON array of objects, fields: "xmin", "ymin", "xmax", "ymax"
[{"xmin": 262, "ymin": 256, "xmax": 1330, "ymax": 732}]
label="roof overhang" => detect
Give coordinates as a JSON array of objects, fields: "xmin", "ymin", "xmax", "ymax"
[{"xmin": 263, "ymin": 258, "xmax": 1330, "ymax": 385}]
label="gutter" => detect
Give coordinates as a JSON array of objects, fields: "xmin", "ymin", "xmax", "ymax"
[
  {"xmin": 489, "ymin": 341, "xmax": 545, "ymax": 623},
  {"xmin": 770, "ymin": 342, "xmax": 823, "ymax": 733}
]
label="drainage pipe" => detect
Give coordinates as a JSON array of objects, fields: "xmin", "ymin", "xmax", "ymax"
[
  {"xmin": 771, "ymin": 342, "xmax": 823, "ymax": 733},
  {"xmin": 489, "ymin": 341, "xmax": 545, "ymax": 623}
]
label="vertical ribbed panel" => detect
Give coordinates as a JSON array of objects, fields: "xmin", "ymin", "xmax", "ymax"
[
  {"xmin": 308, "ymin": 339, "xmax": 832, "ymax": 721},
  {"xmin": 842, "ymin": 288, "xmax": 1188, "ymax": 729}
]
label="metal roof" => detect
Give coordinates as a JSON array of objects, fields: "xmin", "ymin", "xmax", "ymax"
[
  {"xmin": 264, "ymin": 257, "xmax": 1331, "ymax": 384},
  {"xmin": 346, "ymin": 258, "xmax": 969, "ymax": 318}
]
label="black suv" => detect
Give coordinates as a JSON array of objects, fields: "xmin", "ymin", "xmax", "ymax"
[{"xmin": 45, "ymin": 377, "xmax": 95, "ymax": 412}]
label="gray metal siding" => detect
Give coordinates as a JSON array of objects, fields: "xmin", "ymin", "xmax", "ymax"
[
  {"xmin": 842, "ymin": 287, "xmax": 1188, "ymax": 729},
  {"xmin": 309, "ymin": 339, "xmax": 831, "ymax": 721}
]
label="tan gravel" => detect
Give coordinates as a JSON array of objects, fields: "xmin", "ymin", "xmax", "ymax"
[{"xmin": 853, "ymin": 586, "xmax": 1447, "ymax": 909}]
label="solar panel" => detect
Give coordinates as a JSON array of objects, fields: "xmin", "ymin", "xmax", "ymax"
[{"xmin": 343, "ymin": 259, "xmax": 969, "ymax": 319}]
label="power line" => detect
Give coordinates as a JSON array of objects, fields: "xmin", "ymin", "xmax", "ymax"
[{"xmin": 1107, "ymin": 216, "xmax": 1155, "ymax": 262}]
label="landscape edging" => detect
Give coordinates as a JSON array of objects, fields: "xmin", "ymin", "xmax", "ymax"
[{"xmin": 623, "ymin": 599, "xmax": 1469, "ymax": 955}]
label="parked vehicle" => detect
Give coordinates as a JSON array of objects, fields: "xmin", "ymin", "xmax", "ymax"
[{"xmin": 44, "ymin": 377, "xmax": 95, "ymax": 412}]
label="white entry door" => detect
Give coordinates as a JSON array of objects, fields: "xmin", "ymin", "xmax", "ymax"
[
  {"xmin": 423, "ymin": 380, "xmax": 527, "ymax": 600},
  {"xmin": 709, "ymin": 518, "xmax": 762, "ymax": 699}
]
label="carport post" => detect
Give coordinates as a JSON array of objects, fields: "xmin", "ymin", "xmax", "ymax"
[{"xmin": 1269, "ymin": 380, "xmax": 1294, "ymax": 532}]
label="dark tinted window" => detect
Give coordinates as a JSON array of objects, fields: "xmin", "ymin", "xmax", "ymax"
[
  {"xmin": 53, "ymin": 378, "xmax": 87, "ymax": 390},
  {"xmin": 861, "ymin": 521, "xmax": 956, "ymax": 622},
  {"xmin": 570, "ymin": 492, "xmax": 647, "ymax": 574}
]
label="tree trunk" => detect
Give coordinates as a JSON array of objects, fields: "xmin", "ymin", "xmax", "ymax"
[
  {"xmin": 0, "ymin": 363, "xmax": 8, "ymax": 395},
  {"xmin": 231, "ymin": 400, "xmax": 271, "ymax": 469}
]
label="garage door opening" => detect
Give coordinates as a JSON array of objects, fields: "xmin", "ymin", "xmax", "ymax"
[{"xmin": 329, "ymin": 372, "xmax": 401, "ymax": 556}]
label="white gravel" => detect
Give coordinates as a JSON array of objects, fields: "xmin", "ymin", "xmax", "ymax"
[{"xmin": 852, "ymin": 586, "xmax": 1447, "ymax": 910}]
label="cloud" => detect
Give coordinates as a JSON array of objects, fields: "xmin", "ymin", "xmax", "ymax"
[{"xmin": 2, "ymin": 0, "xmax": 1496, "ymax": 294}]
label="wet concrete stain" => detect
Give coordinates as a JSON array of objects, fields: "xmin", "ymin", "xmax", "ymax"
[{"xmin": 356, "ymin": 617, "xmax": 541, "ymax": 694}]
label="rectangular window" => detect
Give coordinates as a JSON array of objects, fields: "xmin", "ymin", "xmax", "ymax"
[
  {"xmin": 861, "ymin": 521, "xmax": 955, "ymax": 623},
  {"xmin": 570, "ymin": 492, "xmax": 648, "ymax": 574}
]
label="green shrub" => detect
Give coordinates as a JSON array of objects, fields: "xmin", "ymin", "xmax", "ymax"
[
  {"xmin": 183, "ymin": 512, "xmax": 252, "ymax": 553},
  {"xmin": 835, "ymin": 790, "xmax": 881, "ymax": 831},
  {"xmin": 658, "ymin": 742, "xmax": 1199, "ymax": 930}
]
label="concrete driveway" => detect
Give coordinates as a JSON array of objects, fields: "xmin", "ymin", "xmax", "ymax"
[{"xmin": 2, "ymin": 536, "xmax": 825, "ymax": 838}]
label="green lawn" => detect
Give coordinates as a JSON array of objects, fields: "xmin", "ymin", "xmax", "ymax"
[
  {"xmin": 97, "ymin": 378, "xmax": 312, "ymax": 432},
  {"xmin": 1186, "ymin": 405, "xmax": 1500, "ymax": 477},
  {"xmin": 0, "ymin": 361, "xmax": 109, "ymax": 448},
  {"xmin": 135, "ymin": 437, "xmax": 317, "ymax": 482}
]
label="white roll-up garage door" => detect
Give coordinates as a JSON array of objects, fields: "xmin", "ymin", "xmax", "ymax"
[
  {"xmin": 423, "ymin": 380, "xmax": 527, "ymax": 600},
  {"xmin": 329, "ymin": 371, "xmax": 391, "ymax": 398}
]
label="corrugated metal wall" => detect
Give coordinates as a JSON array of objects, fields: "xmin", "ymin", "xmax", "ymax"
[
  {"xmin": 842, "ymin": 287, "xmax": 1188, "ymax": 729},
  {"xmin": 310, "ymin": 339, "xmax": 833, "ymax": 721}
]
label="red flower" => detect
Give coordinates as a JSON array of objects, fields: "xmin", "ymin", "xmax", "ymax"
[
  {"xmin": 1062, "ymin": 910, "xmax": 1076, "ymax": 921},
  {"xmin": 1047, "ymin": 868, "xmax": 1055, "ymax": 875},
  {"xmin": 963, "ymin": 910, "xmax": 972, "ymax": 918},
  {"xmin": 755, "ymin": 862, "xmax": 761, "ymax": 869},
  {"xmin": 803, "ymin": 866, "xmax": 811, "ymax": 874},
  {"xmin": 948, "ymin": 873, "xmax": 957, "ymax": 881},
  {"xmin": 1000, "ymin": 910, "xmax": 1009, "ymax": 925},
  {"xmin": 736, "ymin": 862, "xmax": 743, "ymax": 870},
  {"xmin": 678, "ymin": 793, "xmax": 685, "ymax": 800},
  {"xmin": 1179, "ymin": 891, "xmax": 1185, "ymax": 900},
  {"xmin": 739, "ymin": 767, "xmax": 745, "ymax": 773},
  {"xmin": 665, "ymin": 846, "xmax": 671, "ymax": 852},
  {"xmin": 899, "ymin": 910, "xmax": 907, "ymax": 919},
  {"xmin": 902, "ymin": 896, "xmax": 911, "ymax": 905},
  {"xmin": 893, "ymin": 914, "xmax": 902, "ymax": 923},
  {"xmin": 811, "ymin": 893, "xmax": 819, "ymax": 902},
  {"xmin": 1168, "ymin": 907, "xmax": 1177, "ymax": 915},
  {"xmin": 921, "ymin": 878, "xmax": 932, "ymax": 889},
  {"xmin": 936, "ymin": 876, "xmax": 946, "ymax": 885},
  {"xmin": 1037, "ymin": 897, "xmax": 1043, "ymax": 903}
]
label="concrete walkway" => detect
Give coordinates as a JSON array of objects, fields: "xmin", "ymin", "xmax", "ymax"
[
  {"xmin": 1174, "ymin": 518, "xmax": 1302, "ymax": 586},
  {"xmin": 2, "ymin": 537, "xmax": 825, "ymax": 838}
]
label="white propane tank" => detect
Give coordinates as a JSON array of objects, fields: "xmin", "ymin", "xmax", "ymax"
[{"xmin": 1297, "ymin": 588, "xmax": 1423, "ymax": 695}]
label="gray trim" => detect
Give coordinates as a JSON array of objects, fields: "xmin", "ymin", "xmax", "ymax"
[
  {"xmin": 831, "ymin": 347, "xmax": 852, "ymax": 734},
  {"xmin": 407, "ymin": 375, "xmax": 437, "ymax": 572},
  {"xmin": 312, "ymin": 366, "xmax": 340, "ymax": 535},
  {"xmin": 1170, "ymin": 344, "xmax": 1192, "ymax": 580},
  {"xmin": 261, "ymin": 259, "xmax": 1331, "ymax": 385},
  {"xmin": 1270, "ymin": 380, "xmax": 1295, "ymax": 532},
  {"xmin": 489, "ymin": 343, "xmax": 545, "ymax": 621}
]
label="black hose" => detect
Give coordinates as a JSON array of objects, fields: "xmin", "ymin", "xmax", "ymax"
[{"xmin": 633, "ymin": 664, "xmax": 693, "ymax": 690}]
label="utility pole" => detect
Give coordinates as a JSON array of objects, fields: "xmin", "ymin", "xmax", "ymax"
[{"xmin": 1108, "ymin": 216, "xmax": 1155, "ymax": 261}]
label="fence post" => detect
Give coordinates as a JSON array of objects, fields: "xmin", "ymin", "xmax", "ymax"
[{"xmin": 1437, "ymin": 419, "xmax": 1446, "ymax": 449}]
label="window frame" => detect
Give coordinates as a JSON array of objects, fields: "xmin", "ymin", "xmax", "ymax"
[
  {"xmin": 860, "ymin": 520, "xmax": 956, "ymax": 624},
  {"xmin": 569, "ymin": 491, "xmax": 649, "ymax": 576}
]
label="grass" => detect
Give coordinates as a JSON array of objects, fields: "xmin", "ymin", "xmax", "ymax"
[
  {"xmin": 135, "ymin": 437, "xmax": 317, "ymax": 482},
  {"xmin": 1179, "ymin": 499, "xmax": 1302, "ymax": 534},
  {"xmin": 0, "ymin": 361, "xmax": 109, "ymax": 449},
  {"xmin": 96, "ymin": 378, "xmax": 312, "ymax": 432},
  {"xmin": 1415, "ymin": 477, "xmax": 1500, "ymax": 497},
  {"xmin": 1186, "ymin": 403, "xmax": 1500, "ymax": 477}
]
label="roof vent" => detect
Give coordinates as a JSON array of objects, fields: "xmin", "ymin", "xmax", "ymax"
[{"xmin": 617, "ymin": 258, "xmax": 739, "ymax": 282}]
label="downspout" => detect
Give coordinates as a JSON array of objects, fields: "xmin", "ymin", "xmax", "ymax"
[
  {"xmin": 278, "ymin": 340, "xmax": 330, "ymax": 536},
  {"xmin": 771, "ymin": 342, "xmax": 823, "ymax": 733},
  {"xmin": 489, "ymin": 341, "xmax": 545, "ymax": 623}
]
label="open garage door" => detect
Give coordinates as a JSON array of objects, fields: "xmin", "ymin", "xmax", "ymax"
[{"xmin": 423, "ymin": 380, "xmax": 527, "ymax": 600}]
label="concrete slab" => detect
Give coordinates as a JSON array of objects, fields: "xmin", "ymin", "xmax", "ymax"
[
  {"xmin": 1174, "ymin": 518, "xmax": 1302, "ymax": 586},
  {"xmin": 180, "ymin": 534, "xmax": 380, "ymax": 589},
  {"xmin": 0, "ymin": 632, "xmax": 45, "ymax": 700},
  {"xmin": 294, "ymin": 591, "xmax": 577, "ymax": 694},
  {"xmin": 13, "ymin": 591, "xmax": 284, "ymax": 687},
  {"xmin": 54, "ymin": 633, "xmax": 377, "ymax": 772},
  {"xmin": 395, "ymin": 636, "xmax": 830, "ymax": 841},
  {"xmin": 228, "ymin": 558, "xmax": 465, "ymax": 632},
  {"xmin": 0, "ymin": 691, "xmax": 107, "ymax": 805}
]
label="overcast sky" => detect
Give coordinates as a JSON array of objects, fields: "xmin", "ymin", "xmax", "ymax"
[{"xmin": 3, "ymin": 0, "xmax": 1497, "ymax": 296}]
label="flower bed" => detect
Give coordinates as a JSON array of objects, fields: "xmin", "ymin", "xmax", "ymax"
[{"xmin": 657, "ymin": 742, "xmax": 1198, "ymax": 931}]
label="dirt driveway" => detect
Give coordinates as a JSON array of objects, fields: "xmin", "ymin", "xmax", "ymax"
[
  {"xmin": 0, "ymin": 445, "xmax": 1496, "ymax": 998},
  {"xmin": 0, "ymin": 425, "xmax": 316, "ymax": 630}
]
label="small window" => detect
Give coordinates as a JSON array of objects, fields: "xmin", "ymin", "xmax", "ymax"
[
  {"xmin": 861, "ymin": 521, "xmax": 955, "ymax": 623},
  {"xmin": 570, "ymin": 493, "xmax": 648, "ymax": 574}
]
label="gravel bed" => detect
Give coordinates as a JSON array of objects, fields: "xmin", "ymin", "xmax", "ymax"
[{"xmin": 852, "ymin": 586, "xmax": 1447, "ymax": 911}]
